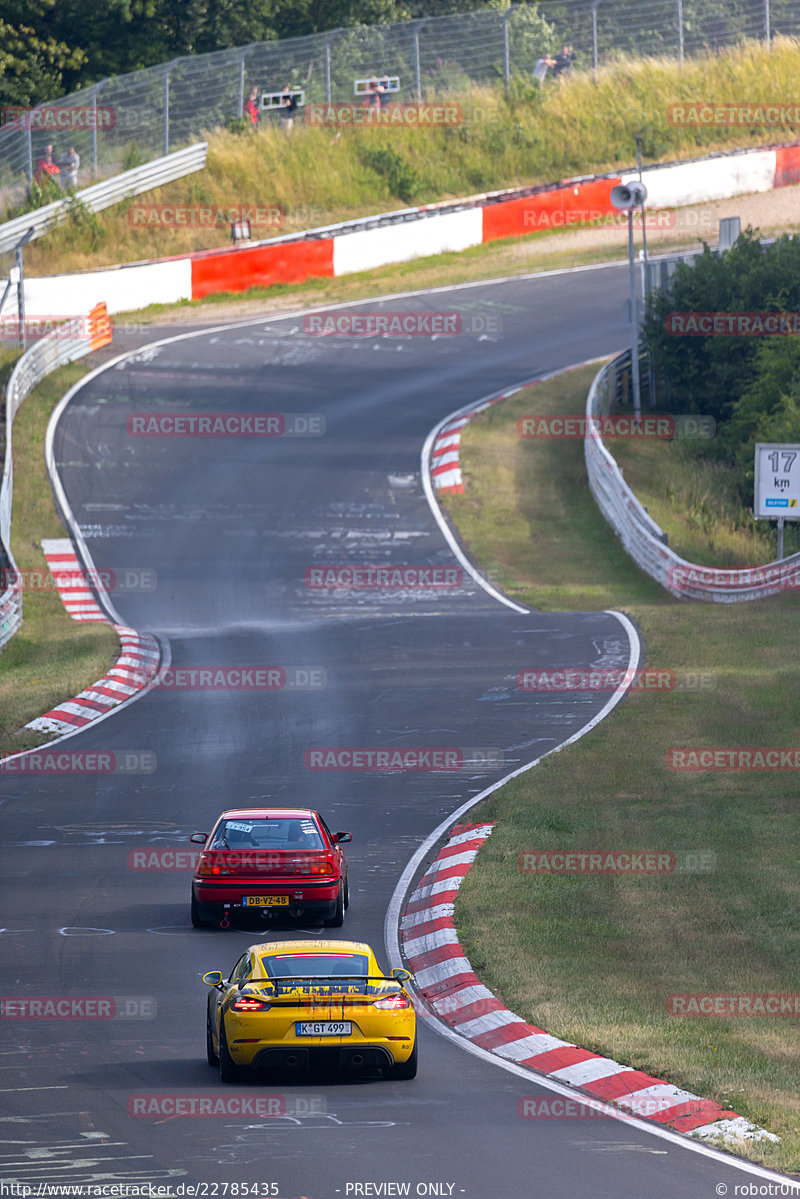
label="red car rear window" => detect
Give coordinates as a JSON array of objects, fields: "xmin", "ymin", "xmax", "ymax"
[{"xmin": 210, "ymin": 816, "xmax": 324, "ymax": 850}]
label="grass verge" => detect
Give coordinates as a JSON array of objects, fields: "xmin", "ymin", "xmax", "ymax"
[
  {"xmin": 442, "ymin": 363, "xmax": 800, "ymax": 1171},
  {"xmin": 0, "ymin": 358, "xmax": 118, "ymax": 757},
  {"xmin": 612, "ymin": 432, "xmax": 800, "ymax": 563}
]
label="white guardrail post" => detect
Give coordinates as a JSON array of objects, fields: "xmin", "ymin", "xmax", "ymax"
[
  {"xmin": 584, "ymin": 354, "xmax": 800, "ymax": 602},
  {"xmin": 0, "ymin": 143, "xmax": 207, "ymax": 258},
  {"xmin": 0, "ymin": 307, "xmax": 112, "ymax": 651}
]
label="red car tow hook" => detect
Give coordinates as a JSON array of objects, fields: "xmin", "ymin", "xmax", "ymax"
[{"xmin": 219, "ymin": 914, "xmax": 231, "ymax": 929}]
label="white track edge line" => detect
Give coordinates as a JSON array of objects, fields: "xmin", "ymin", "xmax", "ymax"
[{"xmin": 386, "ymin": 369, "xmax": 791, "ymax": 1184}]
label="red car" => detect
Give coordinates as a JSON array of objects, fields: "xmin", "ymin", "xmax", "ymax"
[{"xmin": 190, "ymin": 808, "xmax": 351, "ymax": 929}]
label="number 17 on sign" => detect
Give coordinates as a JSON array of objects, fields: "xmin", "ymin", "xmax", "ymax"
[{"xmin": 754, "ymin": 442, "xmax": 800, "ymax": 559}]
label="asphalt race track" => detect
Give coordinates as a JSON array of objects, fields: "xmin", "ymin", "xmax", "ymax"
[{"xmin": 0, "ymin": 264, "xmax": 787, "ymax": 1197}]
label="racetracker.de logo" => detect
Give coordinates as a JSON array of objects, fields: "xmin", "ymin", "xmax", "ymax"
[
  {"xmin": 518, "ymin": 851, "xmax": 675, "ymax": 874},
  {"xmin": 518, "ymin": 668, "xmax": 678, "ymax": 692},
  {"xmin": 1, "ymin": 996, "xmax": 155, "ymax": 1019},
  {"xmin": 0, "ymin": 315, "xmax": 93, "ymax": 342},
  {"xmin": 668, "ymin": 993, "xmax": 800, "ymax": 1016},
  {"xmin": 667, "ymin": 102, "xmax": 800, "ymax": 127},
  {"xmin": 127, "ymin": 413, "xmax": 324, "ymax": 436},
  {"xmin": 304, "ymin": 102, "xmax": 462, "ymax": 126},
  {"xmin": 304, "ymin": 746, "xmax": 503, "ymax": 770},
  {"xmin": 518, "ymin": 415, "xmax": 672, "ymax": 439},
  {"xmin": 304, "ymin": 312, "xmax": 461, "ymax": 336},
  {"xmin": 1, "ymin": 105, "xmax": 115, "ymax": 129},
  {"xmin": 128, "ymin": 849, "xmax": 201, "ymax": 871},
  {"xmin": 305, "ymin": 566, "xmax": 462, "ymax": 589},
  {"xmin": 667, "ymin": 564, "xmax": 800, "ymax": 592},
  {"xmin": 667, "ymin": 747, "xmax": 800, "ymax": 770},
  {"xmin": 128, "ymin": 204, "xmax": 285, "ymax": 229},
  {"xmin": 128, "ymin": 1094, "xmax": 325, "ymax": 1117},
  {"xmin": 521, "ymin": 208, "xmax": 713, "ymax": 232},
  {"xmin": 518, "ymin": 1098, "xmax": 615, "ymax": 1119},
  {"xmin": 666, "ymin": 311, "xmax": 800, "ymax": 336},
  {"xmin": 0, "ymin": 567, "xmax": 156, "ymax": 594},
  {"xmin": 517, "ymin": 414, "xmax": 715, "ymax": 440},
  {"xmin": 0, "ymin": 750, "xmax": 156, "ymax": 774},
  {"xmin": 149, "ymin": 666, "xmax": 325, "ymax": 690}
]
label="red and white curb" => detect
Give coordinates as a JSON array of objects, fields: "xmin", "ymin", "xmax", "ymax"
[
  {"xmin": 431, "ymin": 398, "xmax": 504, "ymax": 495},
  {"xmin": 400, "ymin": 820, "xmax": 778, "ymax": 1148},
  {"xmin": 431, "ymin": 376, "xmax": 551, "ymax": 495},
  {"xmin": 25, "ymin": 538, "xmax": 160, "ymax": 736}
]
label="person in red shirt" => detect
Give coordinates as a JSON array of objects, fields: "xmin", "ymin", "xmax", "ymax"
[
  {"xmin": 362, "ymin": 79, "xmax": 384, "ymax": 112},
  {"xmin": 244, "ymin": 87, "xmax": 259, "ymax": 129},
  {"xmin": 35, "ymin": 144, "xmax": 60, "ymax": 184}
]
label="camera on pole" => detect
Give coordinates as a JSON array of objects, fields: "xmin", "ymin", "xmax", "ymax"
[{"xmin": 610, "ymin": 181, "xmax": 648, "ymax": 424}]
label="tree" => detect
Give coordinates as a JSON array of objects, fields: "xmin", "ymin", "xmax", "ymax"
[{"xmin": 0, "ymin": 16, "xmax": 85, "ymax": 107}]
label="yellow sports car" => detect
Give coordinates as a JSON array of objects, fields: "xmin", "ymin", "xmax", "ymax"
[{"xmin": 203, "ymin": 939, "xmax": 417, "ymax": 1082}]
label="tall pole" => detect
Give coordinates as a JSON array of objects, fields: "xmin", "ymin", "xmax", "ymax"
[
  {"xmin": 325, "ymin": 30, "xmax": 340, "ymax": 105},
  {"xmin": 677, "ymin": 0, "xmax": 684, "ymax": 65},
  {"xmin": 14, "ymin": 230, "xmax": 34, "ymax": 349},
  {"xmin": 503, "ymin": 6, "xmax": 516, "ymax": 89},
  {"xmin": 413, "ymin": 19, "xmax": 429, "ymax": 101},
  {"xmin": 635, "ymin": 135, "xmax": 648, "ymax": 267},
  {"xmin": 628, "ymin": 209, "xmax": 642, "ymax": 424},
  {"xmin": 163, "ymin": 68, "xmax": 170, "ymax": 156},
  {"xmin": 764, "ymin": 0, "xmax": 771, "ymax": 49}
]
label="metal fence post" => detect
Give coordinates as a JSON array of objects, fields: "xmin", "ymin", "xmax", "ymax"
[
  {"xmin": 764, "ymin": 0, "xmax": 771, "ymax": 48},
  {"xmin": 503, "ymin": 6, "xmax": 516, "ymax": 88},
  {"xmin": 677, "ymin": 0, "xmax": 684, "ymax": 66},
  {"xmin": 236, "ymin": 44, "xmax": 257, "ymax": 119},
  {"xmin": 592, "ymin": 0, "xmax": 603, "ymax": 73},
  {"xmin": 90, "ymin": 82, "xmax": 107, "ymax": 179},
  {"xmin": 325, "ymin": 30, "xmax": 340, "ymax": 104},
  {"xmin": 413, "ymin": 19, "xmax": 429, "ymax": 100},
  {"xmin": 24, "ymin": 126, "xmax": 32, "ymax": 183},
  {"xmin": 160, "ymin": 62, "xmax": 178, "ymax": 157}
]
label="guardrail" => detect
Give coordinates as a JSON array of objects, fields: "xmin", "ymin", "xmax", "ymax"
[
  {"xmin": 584, "ymin": 353, "xmax": 800, "ymax": 602},
  {"xmin": 0, "ymin": 143, "xmax": 207, "ymax": 257},
  {"xmin": 0, "ymin": 303, "xmax": 112, "ymax": 651}
]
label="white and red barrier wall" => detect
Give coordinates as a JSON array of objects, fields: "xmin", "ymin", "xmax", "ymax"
[{"xmin": 16, "ymin": 141, "xmax": 800, "ymax": 318}]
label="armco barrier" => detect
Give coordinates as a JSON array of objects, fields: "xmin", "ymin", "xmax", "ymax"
[
  {"xmin": 584, "ymin": 355, "xmax": 800, "ymax": 602},
  {"xmin": 0, "ymin": 303, "xmax": 112, "ymax": 651},
  {"xmin": 0, "ymin": 143, "xmax": 207, "ymax": 257},
  {"xmin": 16, "ymin": 137, "xmax": 800, "ymax": 318}
]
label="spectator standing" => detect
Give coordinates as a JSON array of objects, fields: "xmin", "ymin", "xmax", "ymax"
[
  {"xmin": 57, "ymin": 145, "xmax": 80, "ymax": 190},
  {"xmin": 34, "ymin": 144, "xmax": 60, "ymax": 185},
  {"xmin": 533, "ymin": 54, "xmax": 557, "ymax": 82},
  {"xmin": 552, "ymin": 44, "xmax": 576, "ymax": 78},
  {"xmin": 362, "ymin": 79, "xmax": 384, "ymax": 112},
  {"xmin": 244, "ymin": 86, "xmax": 259, "ymax": 129},
  {"xmin": 279, "ymin": 85, "xmax": 297, "ymax": 132}
]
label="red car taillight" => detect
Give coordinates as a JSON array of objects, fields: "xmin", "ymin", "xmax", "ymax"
[
  {"xmin": 195, "ymin": 852, "xmax": 222, "ymax": 876},
  {"xmin": 230, "ymin": 997, "xmax": 270, "ymax": 1012},
  {"xmin": 373, "ymin": 993, "xmax": 410, "ymax": 1010}
]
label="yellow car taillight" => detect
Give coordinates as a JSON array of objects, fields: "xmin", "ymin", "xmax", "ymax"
[
  {"xmin": 231, "ymin": 996, "xmax": 270, "ymax": 1012},
  {"xmin": 373, "ymin": 993, "xmax": 410, "ymax": 1010}
]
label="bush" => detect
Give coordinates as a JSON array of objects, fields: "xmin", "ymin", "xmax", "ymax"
[
  {"xmin": 122, "ymin": 143, "xmax": 145, "ymax": 171},
  {"xmin": 643, "ymin": 228, "xmax": 800, "ymax": 506},
  {"xmin": 358, "ymin": 143, "xmax": 421, "ymax": 203}
]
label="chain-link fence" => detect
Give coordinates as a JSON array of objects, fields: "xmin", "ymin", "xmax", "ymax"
[{"xmin": 0, "ymin": 0, "xmax": 791, "ymax": 207}]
